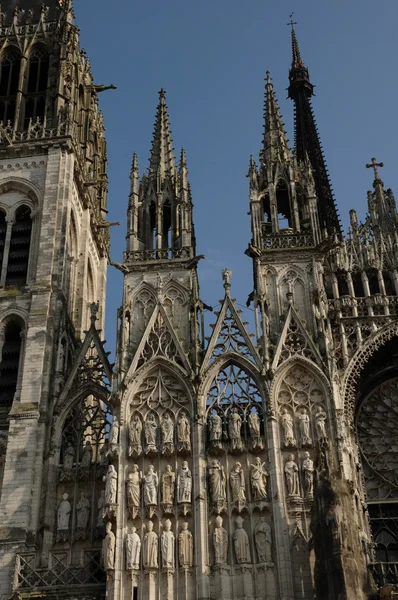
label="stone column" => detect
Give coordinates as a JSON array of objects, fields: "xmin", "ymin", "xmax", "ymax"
[{"xmin": 161, "ymin": 567, "xmax": 175, "ymax": 600}]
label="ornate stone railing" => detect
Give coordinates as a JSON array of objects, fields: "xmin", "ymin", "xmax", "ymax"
[
  {"xmin": 0, "ymin": 117, "xmax": 69, "ymax": 145},
  {"xmin": 125, "ymin": 247, "xmax": 192, "ymax": 262},
  {"xmin": 327, "ymin": 295, "xmax": 398, "ymax": 316},
  {"xmin": 261, "ymin": 228, "xmax": 314, "ymax": 250},
  {"xmin": 369, "ymin": 561, "xmax": 398, "ymax": 587}
]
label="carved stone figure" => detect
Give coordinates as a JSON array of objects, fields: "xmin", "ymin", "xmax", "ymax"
[
  {"xmin": 63, "ymin": 443, "xmax": 75, "ymax": 470},
  {"xmin": 97, "ymin": 490, "xmax": 105, "ymax": 527},
  {"xmin": 302, "ymin": 452, "xmax": 314, "ymax": 498},
  {"xmin": 161, "ymin": 519, "xmax": 175, "ymax": 568},
  {"xmin": 57, "ymin": 493, "xmax": 71, "ymax": 530},
  {"xmin": 179, "ymin": 522, "xmax": 193, "ymax": 567},
  {"xmin": 209, "ymin": 413, "xmax": 223, "ymax": 449},
  {"xmin": 315, "ymin": 407, "xmax": 327, "ymax": 440},
  {"xmin": 102, "ymin": 521, "xmax": 115, "ymax": 570},
  {"xmin": 129, "ymin": 414, "xmax": 143, "ymax": 457},
  {"xmin": 230, "ymin": 462, "xmax": 246, "ymax": 507},
  {"xmin": 76, "ymin": 492, "xmax": 90, "ymax": 529},
  {"xmin": 250, "ymin": 457, "xmax": 268, "ymax": 500},
  {"xmin": 209, "ymin": 459, "xmax": 227, "ymax": 511},
  {"xmin": 161, "ymin": 413, "xmax": 174, "ymax": 454},
  {"xmin": 177, "ymin": 412, "xmax": 191, "ymax": 452},
  {"xmin": 254, "ymin": 517, "xmax": 272, "ymax": 562},
  {"xmin": 298, "ymin": 408, "xmax": 312, "ymax": 445},
  {"xmin": 100, "ymin": 440, "xmax": 109, "ymax": 464},
  {"xmin": 162, "ymin": 465, "xmax": 176, "ymax": 505},
  {"xmin": 248, "ymin": 411, "xmax": 263, "ymax": 449},
  {"xmin": 280, "ymin": 408, "xmax": 296, "ymax": 447},
  {"xmin": 127, "ymin": 464, "xmax": 142, "ymax": 509},
  {"xmin": 177, "ymin": 461, "xmax": 192, "ymax": 504},
  {"xmin": 285, "ymin": 454, "xmax": 300, "ymax": 497},
  {"xmin": 81, "ymin": 440, "xmax": 93, "ymax": 467},
  {"xmin": 213, "ymin": 515, "xmax": 228, "ymax": 565},
  {"xmin": 143, "ymin": 521, "xmax": 158, "ymax": 568},
  {"xmin": 126, "ymin": 527, "xmax": 141, "ymax": 569},
  {"xmin": 109, "ymin": 416, "xmax": 119, "ymax": 453},
  {"xmin": 233, "ymin": 516, "xmax": 251, "ymax": 564},
  {"xmin": 104, "ymin": 464, "xmax": 117, "ymax": 505},
  {"xmin": 144, "ymin": 414, "xmax": 158, "ymax": 453},
  {"xmin": 228, "ymin": 409, "xmax": 243, "ymax": 451},
  {"xmin": 143, "ymin": 465, "xmax": 159, "ymax": 506}
]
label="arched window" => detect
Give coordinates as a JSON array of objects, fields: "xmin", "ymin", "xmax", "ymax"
[
  {"xmin": 149, "ymin": 201, "xmax": 156, "ymax": 250},
  {"xmin": 24, "ymin": 46, "xmax": 49, "ymax": 127},
  {"xmin": 5, "ymin": 205, "xmax": 32, "ymax": 286},
  {"xmin": 162, "ymin": 199, "xmax": 171, "ymax": 249},
  {"xmin": 0, "ymin": 49, "xmax": 21, "ymax": 125},
  {"xmin": 0, "ymin": 320, "xmax": 22, "ymax": 406},
  {"xmin": 0, "ymin": 210, "xmax": 6, "ymax": 275}
]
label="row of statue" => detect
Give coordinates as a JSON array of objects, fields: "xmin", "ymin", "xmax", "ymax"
[
  {"xmin": 285, "ymin": 453, "xmax": 314, "ymax": 499},
  {"xmin": 129, "ymin": 412, "xmax": 191, "ymax": 457},
  {"xmin": 280, "ymin": 406, "xmax": 327, "ymax": 448},
  {"xmin": 208, "ymin": 409, "xmax": 263, "ymax": 451},
  {"xmin": 126, "ymin": 461, "xmax": 192, "ymax": 510},
  {"xmin": 57, "ymin": 489, "xmax": 108, "ymax": 535},
  {"xmin": 209, "ymin": 458, "xmax": 269, "ymax": 513},
  {"xmin": 213, "ymin": 515, "xmax": 272, "ymax": 565}
]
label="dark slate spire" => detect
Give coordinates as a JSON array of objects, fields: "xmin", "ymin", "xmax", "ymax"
[{"xmin": 288, "ymin": 25, "xmax": 342, "ymax": 236}]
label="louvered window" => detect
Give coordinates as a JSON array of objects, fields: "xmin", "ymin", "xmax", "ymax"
[
  {"xmin": 0, "ymin": 322, "xmax": 22, "ymax": 406},
  {"xmin": 24, "ymin": 46, "xmax": 49, "ymax": 128},
  {"xmin": 0, "ymin": 50, "xmax": 21, "ymax": 126},
  {"xmin": 5, "ymin": 205, "xmax": 32, "ymax": 286}
]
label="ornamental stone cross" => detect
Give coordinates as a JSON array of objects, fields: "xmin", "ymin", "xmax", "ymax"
[{"xmin": 366, "ymin": 157, "xmax": 384, "ymax": 181}]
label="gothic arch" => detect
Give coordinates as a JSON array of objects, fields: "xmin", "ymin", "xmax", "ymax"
[
  {"xmin": 270, "ymin": 355, "xmax": 331, "ymax": 405},
  {"xmin": 0, "ymin": 307, "xmax": 28, "ymax": 331},
  {"xmin": 0, "ymin": 177, "xmax": 43, "ymax": 206},
  {"xmin": 130, "ymin": 281, "xmax": 157, "ymax": 304}
]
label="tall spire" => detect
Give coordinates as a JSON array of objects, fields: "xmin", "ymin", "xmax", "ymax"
[
  {"xmin": 288, "ymin": 25, "xmax": 342, "ymax": 236},
  {"xmin": 263, "ymin": 71, "xmax": 291, "ymax": 165},
  {"xmin": 149, "ymin": 88, "xmax": 177, "ymax": 182}
]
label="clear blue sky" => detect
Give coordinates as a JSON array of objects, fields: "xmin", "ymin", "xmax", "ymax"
[{"xmin": 74, "ymin": 0, "xmax": 398, "ymax": 356}]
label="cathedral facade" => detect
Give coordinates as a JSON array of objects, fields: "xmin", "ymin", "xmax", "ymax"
[{"xmin": 0, "ymin": 2, "xmax": 396, "ymax": 600}]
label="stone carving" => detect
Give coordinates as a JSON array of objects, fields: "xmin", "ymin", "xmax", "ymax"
[
  {"xmin": 100, "ymin": 440, "xmax": 109, "ymax": 464},
  {"xmin": 209, "ymin": 413, "xmax": 223, "ymax": 450},
  {"xmin": 161, "ymin": 519, "xmax": 175, "ymax": 568},
  {"xmin": 126, "ymin": 527, "xmax": 141, "ymax": 570},
  {"xmin": 315, "ymin": 407, "xmax": 327, "ymax": 440},
  {"xmin": 248, "ymin": 411, "xmax": 263, "ymax": 450},
  {"xmin": 302, "ymin": 452, "xmax": 314, "ymax": 499},
  {"xmin": 285, "ymin": 454, "xmax": 300, "ymax": 497},
  {"xmin": 97, "ymin": 490, "xmax": 105, "ymax": 527},
  {"xmin": 143, "ymin": 465, "xmax": 159, "ymax": 506},
  {"xmin": 250, "ymin": 457, "xmax": 268, "ymax": 500},
  {"xmin": 179, "ymin": 522, "xmax": 193, "ymax": 567},
  {"xmin": 230, "ymin": 462, "xmax": 246, "ymax": 509},
  {"xmin": 109, "ymin": 416, "xmax": 119, "ymax": 454},
  {"xmin": 63, "ymin": 443, "xmax": 75, "ymax": 470},
  {"xmin": 81, "ymin": 440, "xmax": 93, "ymax": 467},
  {"xmin": 280, "ymin": 408, "xmax": 296, "ymax": 447},
  {"xmin": 298, "ymin": 408, "xmax": 312, "ymax": 445},
  {"xmin": 145, "ymin": 414, "xmax": 158, "ymax": 453},
  {"xmin": 213, "ymin": 515, "xmax": 228, "ymax": 565},
  {"xmin": 209, "ymin": 459, "xmax": 227, "ymax": 512},
  {"xmin": 177, "ymin": 412, "xmax": 191, "ymax": 452},
  {"xmin": 57, "ymin": 493, "xmax": 71, "ymax": 530},
  {"xmin": 102, "ymin": 522, "xmax": 115, "ymax": 570},
  {"xmin": 76, "ymin": 492, "xmax": 90, "ymax": 530},
  {"xmin": 233, "ymin": 516, "xmax": 251, "ymax": 564},
  {"xmin": 104, "ymin": 465, "xmax": 118, "ymax": 505},
  {"xmin": 127, "ymin": 465, "xmax": 142, "ymax": 514},
  {"xmin": 177, "ymin": 461, "xmax": 192, "ymax": 504},
  {"xmin": 228, "ymin": 409, "xmax": 243, "ymax": 451},
  {"xmin": 161, "ymin": 413, "xmax": 174, "ymax": 454},
  {"xmin": 162, "ymin": 465, "xmax": 176, "ymax": 506},
  {"xmin": 129, "ymin": 414, "xmax": 143, "ymax": 457},
  {"xmin": 254, "ymin": 517, "xmax": 272, "ymax": 562},
  {"xmin": 143, "ymin": 521, "xmax": 158, "ymax": 568}
]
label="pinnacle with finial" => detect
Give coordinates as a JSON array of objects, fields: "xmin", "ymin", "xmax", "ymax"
[
  {"xmin": 263, "ymin": 71, "xmax": 290, "ymax": 164},
  {"xmin": 149, "ymin": 89, "xmax": 177, "ymax": 183}
]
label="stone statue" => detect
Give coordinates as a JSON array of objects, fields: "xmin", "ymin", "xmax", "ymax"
[
  {"xmin": 233, "ymin": 516, "xmax": 251, "ymax": 564},
  {"xmin": 285, "ymin": 454, "xmax": 300, "ymax": 497},
  {"xmin": 209, "ymin": 413, "xmax": 223, "ymax": 449},
  {"xmin": 57, "ymin": 493, "xmax": 71, "ymax": 530},
  {"xmin": 302, "ymin": 451, "xmax": 314, "ymax": 498},
  {"xmin": 248, "ymin": 411, "xmax": 263, "ymax": 449},
  {"xmin": 109, "ymin": 416, "xmax": 119, "ymax": 453},
  {"xmin": 76, "ymin": 492, "xmax": 90, "ymax": 529},
  {"xmin": 126, "ymin": 527, "xmax": 141, "ymax": 569},
  {"xmin": 315, "ymin": 407, "xmax": 327, "ymax": 440},
  {"xmin": 228, "ymin": 409, "xmax": 243, "ymax": 451},
  {"xmin": 143, "ymin": 465, "xmax": 159, "ymax": 506},
  {"xmin": 161, "ymin": 412, "xmax": 174, "ymax": 454},
  {"xmin": 161, "ymin": 519, "xmax": 175, "ymax": 568},
  {"xmin": 230, "ymin": 462, "xmax": 246, "ymax": 506},
  {"xmin": 177, "ymin": 461, "xmax": 192, "ymax": 504},
  {"xmin": 144, "ymin": 413, "xmax": 158, "ymax": 453},
  {"xmin": 129, "ymin": 414, "xmax": 143, "ymax": 456},
  {"xmin": 254, "ymin": 517, "xmax": 272, "ymax": 562},
  {"xmin": 100, "ymin": 440, "xmax": 109, "ymax": 464},
  {"xmin": 162, "ymin": 465, "xmax": 176, "ymax": 505},
  {"xmin": 298, "ymin": 408, "xmax": 312, "ymax": 445},
  {"xmin": 81, "ymin": 440, "xmax": 93, "ymax": 467},
  {"xmin": 103, "ymin": 464, "xmax": 118, "ymax": 505},
  {"xmin": 97, "ymin": 490, "xmax": 105, "ymax": 527},
  {"xmin": 250, "ymin": 457, "xmax": 268, "ymax": 500},
  {"xmin": 127, "ymin": 464, "xmax": 142, "ymax": 509},
  {"xmin": 102, "ymin": 521, "xmax": 115, "ymax": 570},
  {"xmin": 213, "ymin": 515, "xmax": 228, "ymax": 565},
  {"xmin": 63, "ymin": 443, "xmax": 75, "ymax": 470},
  {"xmin": 143, "ymin": 520, "xmax": 158, "ymax": 568},
  {"xmin": 209, "ymin": 459, "xmax": 227, "ymax": 511},
  {"xmin": 179, "ymin": 522, "xmax": 193, "ymax": 567},
  {"xmin": 177, "ymin": 412, "xmax": 191, "ymax": 452},
  {"xmin": 280, "ymin": 408, "xmax": 296, "ymax": 447}
]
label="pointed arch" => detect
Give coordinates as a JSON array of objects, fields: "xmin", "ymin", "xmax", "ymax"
[
  {"xmin": 0, "ymin": 46, "xmax": 21, "ymax": 126},
  {"xmin": 24, "ymin": 44, "xmax": 49, "ymax": 127}
]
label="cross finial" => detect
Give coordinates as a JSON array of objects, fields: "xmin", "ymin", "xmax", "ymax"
[
  {"xmin": 366, "ymin": 157, "xmax": 384, "ymax": 181},
  {"xmin": 287, "ymin": 12, "xmax": 297, "ymax": 29}
]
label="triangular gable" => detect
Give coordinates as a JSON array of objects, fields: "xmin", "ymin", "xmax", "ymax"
[{"xmin": 201, "ymin": 292, "xmax": 262, "ymax": 372}]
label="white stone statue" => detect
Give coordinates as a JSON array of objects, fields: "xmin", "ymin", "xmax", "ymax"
[
  {"xmin": 109, "ymin": 416, "xmax": 119, "ymax": 453},
  {"xmin": 230, "ymin": 462, "xmax": 246, "ymax": 505},
  {"xmin": 143, "ymin": 520, "xmax": 158, "ymax": 568},
  {"xmin": 228, "ymin": 409, "xmax": 243, "ymax": 451},
  {"xmin": 57, "ymin": 493, "xmax": 71, "ymax": 530},
  {"xmin": 144, "ymin": 413, "xmax": 158, "ymax": 453},
  {"xmin": 280, "ymin": 408, "xmax": 296, "ymax": 447},
  {"xmin": 161, "ymin": 412, "xmax": 174, "ymax": 454},
  {"xmin": 248, "ymin": 411, "xmax": 263, "ymax": 449},
  {"xmin": 213, "ymin": 515, "xmax": 228, "ymax": 565},
  {"xmin": 250, "ymin": 457, "xmax": 268, "ymax": 500},
  {"xmin": 102, "ymin": 521, "xmax": 115, "ymax": 570},
  {"xmin": 179, "ymin": 522, "xmax": 193, "ymax": 567},
  {"xmin": 103, "ymin": 464, "xmax": 118, "ymax": 505},
  {"xmin": 285, "ymin": 454, "xmax": 300, "ymax": 497},
  {"xmin": 161, "ymin": 519, "xmax": 175, "ymax": 568},
  {"xmin": 233, "ymin": 516, "xmax": 251, "ymax": 564},
  {"xmin": 97, "ymin": 490, "xmax": 105, "ymax": 527},
  {"xmin": 209, "ymin": 413, "xmax": 223, "ymax": 448},
  {"xmin": 315, "ymin": 407, "xmax": 327, "ymax": 440},
  {"xmin": 63, "ymin": 443, "xmax": 75, "ymax": 470},
  {"xmin": 127, "ymin": 464, "xmax": 142, "ymax": 509},
  {"xmin": 209, "ymin": 459, "xmax": 227, "ymax": 511},
  {"xmin": 177, "ymin": 461, "xmax": 192, "ymax": 504},
  {"xmin": 302, "ymin": 451, "xmax": 314, "ymax": 498},
  {"xmin": 129, "ymin": 414, "xmax": 143, "ymax": 456},
  {"xmin": 162, "ymin": 465, "xmax": 176, "ymax": 505},
  {"xmin": 81, "ymin": 440, "xmax": 93, "ymax": 467},
  {"xmin": 76, "ymin": 492, "xmax": 90, "ymax": 529},
  {"xmin": 254, "ymin": 517, "xmax": 272, "ymax": 562},
  {"xmin": 126, "ymin": 527, "xmax": 141, "ymax": 569},
  {"xmin": 143, "ymin": 465, "xmax": 159, "ymax": 506},
  {"xmin": 298, "ymin": 408, "xmax": 312, "ymax": 445},
  {"xmin": 177, "ymin": 412, "xmax": 191, "ymax": 452}
]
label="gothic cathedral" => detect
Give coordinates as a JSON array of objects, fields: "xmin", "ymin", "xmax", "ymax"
[{"xmin": 0, "ymin": 3, "xmax": 396, "ymax": 600}]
